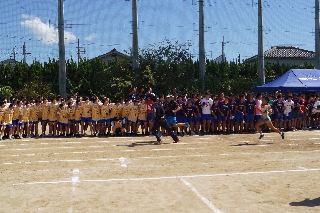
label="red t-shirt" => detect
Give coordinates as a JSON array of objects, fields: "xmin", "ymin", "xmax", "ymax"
[{"xmin": 146, "ymin": 99, "xmax": 153, "ymax": 113}]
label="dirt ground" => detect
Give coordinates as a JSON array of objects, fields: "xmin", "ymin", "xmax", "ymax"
[{"xmin": 1, "ymin": 130, "xmax": 320, "ymax": 213}]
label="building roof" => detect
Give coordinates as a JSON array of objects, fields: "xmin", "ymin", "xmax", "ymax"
[
  {"xmin": 94, "ymin": 48, "xmax": 130, "ymax": 60},
  {"xmin": 0, "ymin": 58, "xmax": 17, "ymax": 65},
  {"xmin": 247, "ymin": 46, "xmax": 315, "ymax": 61}
]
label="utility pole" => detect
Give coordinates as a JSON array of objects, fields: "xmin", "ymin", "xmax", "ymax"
[
  {"xmin": 258, "ymin": 0, "xmax": 265, "ymax": 84},
  {"xmin": 12, "ymin": 46, "xmax": 17, "ymax": 61},
  {"xmin": 222, "ymin": 36, "xmax": 226, "ymax": 62},
  {"xmin": 315, "ymin": 0, "xmax": 320, "ymax": 69},
  {"xmin": 132, "ymin": 0, "xmax": 139, "ymax": 71},
  {"xmin": 23, "ymin": 42, "xmax": 31, "ymax": 63},
  {"xmin": 58, "ymin": 0, "xmax": 66, "ymax": 98},
  {"xmin": 132, "ymin": 0, "xmax": 139, "ymax": 85},
  {"xmin": 77, "ymin": 39, "xmax": 86, "ymax": 64},
  {"xmin": 199, "ymin": 0, "xmax": 205, "ymax": 92}
]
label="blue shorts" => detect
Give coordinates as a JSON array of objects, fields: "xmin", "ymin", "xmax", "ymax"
[
  {"xmin": 274, "ymin": 112, "xmax": 284, "ymax": 120},
  {"xmin": 147, "ymin": 113, "xmax": 154, "ymax": 122},
  {"xmin": 81, "ymin": 117, "xmax": 92, "ymax": 123},
  {"xmin": 194, "ymin": 115, "xmax": 202, "ymax": 123},
  {"xmin": 218, "ymin": 115, "xmax": 226, "ymax": 121},
  {"xmin": 19, "ymin": 122, "xmax": 25, "ymax": 126},
  {"xmin": 211, "ymin": 116, "xmax": 218, "ymax": 123},
  {"xmin": 255, "ymin": 115, "xmax": 262, "ymax": 121},
  {"xmin": 73, "ymin": 120, "xmax": 81, "ymax": 124},
  {"xmin": 202, "ymin": 114, "xmax": 211, "ymax": 121},
  {"xmin": 245, "ymin": 114, "xmax": 254, "ymax": 122},
  {"xmin": 261, "ymin": 116, "xmax": 271, "ymax": 123},
  {"xmin": 166, "ymin": 116, "xmax": 177, "ymax": 125},
  {"xmin": 137, "ymin": 119, "xmax": 146, "ymax": 123},
  {"xmin": 185, "ymin": 117, "xmax": 194, "ymax": 123},
  {"xmin": 97, "ymin": 119, "xmax": 106, "ymax": 124},
  {"xmin": 176, "ymin": 116, "xmax": 184, "ymax": 123},
  {"xmin": 41, "ymin": 119, "xmax": 49, "ymax": 123},
  {"xmin": 298, "ymin": 113, "xmax": 305, "ymax": 118},
  {"xmin": 235, "ymin": 112, "xmax": 244, "ymax": 122},
  {"xmin": 12, "ymin": 119, "xmax": 19, "ymax": 126},
  {"xmin": 6, "ymin": 124, "xmax": 13, "ymax": 129},
  {"xmin": 58, "ymin": 122, "xmax": 68, "ymax": 127},
  {"xmin": 32, "ymin": 121, "xmax": 39, "ymax": 125},
  {"xmin": 284, "ymin": 112, "xmax": 292, "ymax": 121}
]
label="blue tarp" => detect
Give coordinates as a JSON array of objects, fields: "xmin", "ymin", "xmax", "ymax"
[{"xmin": 254, "ymin": 69, "xmax": 320, "ymax": 93}]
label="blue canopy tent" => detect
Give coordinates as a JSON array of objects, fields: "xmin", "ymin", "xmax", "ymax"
[{"xmin": 254, "ymin": 69, "xmax": 320, "ymax": 93}]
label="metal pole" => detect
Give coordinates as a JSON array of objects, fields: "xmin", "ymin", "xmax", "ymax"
[
  {"xmin": 77, "ymin": 39, "xmax": 80, "ymax": 64},
  {"xmin": 132, "ymin": 0, "xmax": 139, "ymax": 71},
  {"xmin": 199, "ymin": 0, "xmax": 205, "ymax": 92},
  {"xmin": 258, "ymin": 0, "xmax": 265, "ymax": 84},
  {"xmin": 58, "ymin": 0, "xmax": 66, "ymax": 98},
  {"xmin": 315, "ymin": 0, "xmax": 320, "ymax": 69}
]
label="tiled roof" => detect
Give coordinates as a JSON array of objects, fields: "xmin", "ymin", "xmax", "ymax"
[
  {"xmin": 264, "ymin": 46, "xmax": 315, "ymax": 58},
  {"xmin": 95, "ymin": 48, "xmax": 130, "ymax": 59},
  {"xmin": 247, "ymin": 46, "xmax": 315, "ymax": 61}
]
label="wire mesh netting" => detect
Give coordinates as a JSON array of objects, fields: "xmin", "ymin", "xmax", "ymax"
[{"xmin": 0, "ymin": 0, "xmax": 315, "ymax": 64}]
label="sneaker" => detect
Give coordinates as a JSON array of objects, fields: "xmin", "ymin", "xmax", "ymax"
[
  {"xmin": 259, "ymin": 134, "xmax": 264, "ymax": 139},
  {"xmin": 149, "ymin": 133, "xmax": 154, "ymax": 137},
  {"xmin": 185, "ymin": 122, "xmax": 190, "ymax": 129},
  {"xmin": 154, "ymin": 140, "xmax": 162, "ymax": 145},
  {"xmin": 281, "ymin": 132, "xmax": 285, "ymax": 139},
  {"xmin": 190, "ymin": 131, "xmax": 195, "ymax": 136},
  {"xmin": 173, "ymin": 138, "xmax": 180, "ymax": 143},
  {"xmin": 41, "ymin": 133, "xmax": 45, "ymax": 138}
]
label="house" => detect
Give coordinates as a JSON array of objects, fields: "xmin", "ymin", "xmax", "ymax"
[
  {"xmin": 92, "ymin": 48, "xmax": 130, "ymax": 66},
  {"xmin": 247, "ymin": 46, "xmax": 315, "ymax": 66},
  {"xmin": 0, "ymin": 58, "xmax": 17, "ymax": 66}
]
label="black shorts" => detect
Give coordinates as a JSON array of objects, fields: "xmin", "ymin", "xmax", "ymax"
[{"xmin": 115, "ymin": 127, "xmax": 121, "ymax": 134}]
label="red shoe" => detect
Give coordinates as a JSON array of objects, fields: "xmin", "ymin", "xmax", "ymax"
[
  {"xmin": 173, "ymin": 139, "xmax": 180, "ymax": 143},
  {"xmin": 154, "ymin": 140, "xmax": 162, "ymax": 145}
]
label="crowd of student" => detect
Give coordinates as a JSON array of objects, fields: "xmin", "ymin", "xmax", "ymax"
[{"xmin": 0, "ymin": 87, "xmax": 319, "ymax": 140}]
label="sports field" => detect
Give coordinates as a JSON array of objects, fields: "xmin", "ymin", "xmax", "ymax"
[{"xmin": 1, "ymin": 131, "xmax": 320, "ymax": 213}]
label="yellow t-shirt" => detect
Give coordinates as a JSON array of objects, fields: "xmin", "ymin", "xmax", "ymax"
[
  {"xmin": 21, "ymin": 107, "xmax": 31, "ymax": 122},
  {"xmin": 110, "ymin": 104, "xmax": 122, "ymax": 119},
  {"xmin": 138, "ymin": 103, "xmax": 147, "ymax": 121},
  {"xmin": 3, "ymin": 108, "xmax": 14, "ymax": 125},
  {"xmin": 128, "ymin": 105, "xmax": 139, "ymax": 122},
  {"xmin": 100, "ymin": 104, "xmax": 111, "ymax": 120},
  {"xmin": 13, "ymin": 105, "xmax": 22, "ymax": 120},
  {"xmin": 91, "ymin": 103, "xmax": 100, "ymax": 121},
  {"xmin": 49, "ymin": 103, "xmax": 59, "ymax": 121},
  {"xmin": 30, "ymin": 105, "xmax": 41, "ymax": 122},
  {"xmin": 41, "ymin": 102, "xmax": 50, "ymax": 120},
  {"xmin": 74, "ymin": 105, "xmax": 83, "ymax": 121},
  {"xmin": 82, "ymin": 102, "xmax": 92, "ymax": 118},
  {"xmin": 68, "ymin": 106, "xmax": 75, "ymax": 120},
  {"xmin": 57, "ymin": 108, "xmax": 68, "ymax": 124},
  {"xmin": 0, "ymin": 106, "xmax": 6, "ymax": 124},
  {"xmin": 122, "ymin": 104, "xmax": 131, "ymax": 118}
]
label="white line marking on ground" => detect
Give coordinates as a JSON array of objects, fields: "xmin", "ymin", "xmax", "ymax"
[
  {"xmin": 119, "ymin": 157, "xmax": 127, "ymax": 167},
  {"xmin": 181, "ymin": 178, "xmax": 223, "ymax": 213},
  {"xmin": 72, "ymin": 169, "xmax": 80, "ymax": 184},
  {"xmin": 12, "ymin": 168, "xmax": 320, "ymax": 186}
]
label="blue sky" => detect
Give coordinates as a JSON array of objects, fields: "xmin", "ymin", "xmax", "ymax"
[{"xmin": 0, "ymin": 0, "xmax": 316, "ymax": 64}]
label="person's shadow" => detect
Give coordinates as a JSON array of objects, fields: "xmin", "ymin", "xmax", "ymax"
[{"xmin": 289, "ymin": 197, "xmax": 320, "ymax": 207}]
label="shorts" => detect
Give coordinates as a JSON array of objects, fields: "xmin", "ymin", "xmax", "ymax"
[
  {"xmin": 73, "ymin": 120, "xmax": 81, "ymax": 124},
  {"xmin": 12, "ymin": 119, "xmax": 19, "ymax": 126},
  {"xmin": 194, "ymin": 115, "xmax": 202, "ymax": 123},
  {"xmin": 81, "ymin": 117, "xmax": 92, "ymax": 123},
  {"xmin": 6, "ymin": 124, "xmax": 13, "ymax": 129},
  {"xmin": 58, "ymin": 122, "xmax": 68, "ymax": 127},
  {"xmin": 41, "ymin": 119, "xmax": 49, "ymax": 123},
  {"xmin": 166, "ymin": 116, "xmax": 177, "ymax": 125},
  {"xmin": 261, "ymin": 116, "xmax": 271, "ymax": 123},
  {"xmin": 115, "ymin": 127, "xmax": 121, "ymax": 135},
  {"xmin": 298, "ymin": 113, "xmax": 305, "ymax": 118},
  {"xmin": 255, "ymin": 115, "xmax": 262, "ymax": 121},
  {"xmin": 274, "ymin": 112, "xmax": 284, "ymax": 120},
  {"xmin": 292, "ymin": 110, "xmax": 298, "ymax": 119},
  {"xmin": 32, "ymin": 121, "xmax": 39, "ymax": 125},
  {"xmin": 284, "ymin": 112, "xmax": 292, "ymax": 121},
  {"xmin": 201, "ymin": 114, "xmax": 211, "ymax": 121},
  {"xmin": 218, "ymin": 115, "xmax": 226, "ymax": 121},
  {"xmin": 211, "ymin": 116, "xmax": 218, "ymax": 123},
  {"xmin": 245, "ymin": 114, "xmax": 254, "ymax": 122},
  {"xmin": 185, "ymin": 117, "xmax": 194, "ymax": 123},
  {"xmin": 137, "ymin": 119, "xmax": 146, "ymax": 124},
  {"xmin": 176, "ymin": 116, "xmax": 184, "ymax": 123},
  {"xmin": 98, "ymin": 119, "xmax": 106, "ymax": 124},
  {"xmin": 147, "ymin": 113, "xmax": 154, "ymax": 122},
  {"xmin": 235, "ymin": 112, "xmax": 244, "ymax": 122},
  {"xmin": 228, "ymin": 114, "xmax": 235, "ymax": 122},
  {"xmin": 19, "ymin": 122, "xmax": 25, "ymax": 126}
]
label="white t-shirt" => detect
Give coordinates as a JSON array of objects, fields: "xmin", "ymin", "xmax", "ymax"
[
  {"xmin": 201, "ymin": 98, "xmax": 213, "ymax": 114},
  {"xmin": 284, "ymin": 100, "xmax": 294, "ymax": 115},
  {"xmin": 313, "ymin": 101, "xmax": 320, "ymax": 114}
]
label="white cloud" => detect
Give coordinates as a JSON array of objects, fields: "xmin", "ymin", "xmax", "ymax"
[
  {"xmin": 85, "ymin": 33, "xmax": 97, "ymax": 41},
  {"xmin": 20, "ymin": 14, "xmax": 76, "ymax": 45}
]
